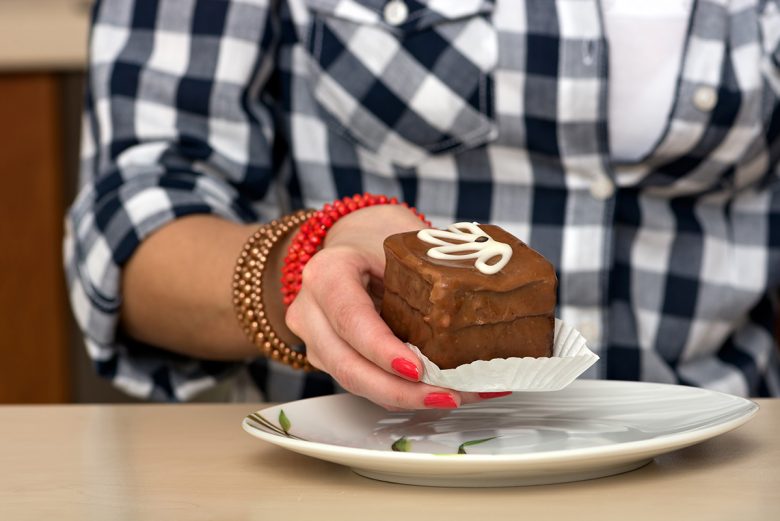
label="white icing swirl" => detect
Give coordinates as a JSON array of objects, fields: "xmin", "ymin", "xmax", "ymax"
[{"xmin": 416, "ymin": 222, "xmax": 513, "ymax": 275}]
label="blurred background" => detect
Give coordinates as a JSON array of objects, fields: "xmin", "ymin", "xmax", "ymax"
[{"xmin": 0, "ymin": 0, "xmax": 135, "ymax": 404}]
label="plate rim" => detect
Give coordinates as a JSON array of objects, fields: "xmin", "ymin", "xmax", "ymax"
[{"xmin": 242, "ymin": 380, "xmax": 759, "ymax": 465}]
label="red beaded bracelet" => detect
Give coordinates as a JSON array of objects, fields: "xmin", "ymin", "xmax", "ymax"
[{"xmin": 281, "ymin": 193, "xmax": 431, "ymax": 306}]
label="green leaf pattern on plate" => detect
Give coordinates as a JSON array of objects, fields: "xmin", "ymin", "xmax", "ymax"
[
  {"xmin": 246, "ymin": 411, "xmax": 305, "ymax": 440},
  {"xmin": 458, "ymin": 436, "xmax": 498, "ymax": 454},
  {"xmin": 395, "ymin": 435, "xmax": 499, "ymax": 454},
  {"xmin": 279, "ymin": 410, "xmax": 291, "ymax": 435},
  {"xmin": 391, "ymin": 437, "xmax": 412, "ymax": 452},
  {"xmin": 249, "ymin": 410, "xmax": 499, "ymax": 453}
]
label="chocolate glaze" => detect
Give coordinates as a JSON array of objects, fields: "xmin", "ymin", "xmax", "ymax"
[{"xmin": 381, "ymin": 224, "xmax": 557, "ymax": 369}]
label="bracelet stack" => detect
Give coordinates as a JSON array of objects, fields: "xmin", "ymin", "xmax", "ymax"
[
  {"xmin": 234, "ymin": 193, "xmax": 430, "ymax": 370},
  {"xmin": 233, "ymin": 209, "xmax": 316, "ymax": 370}
]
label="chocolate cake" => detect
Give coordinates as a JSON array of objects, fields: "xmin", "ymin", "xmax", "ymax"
[{"xmin": 381, "ymin": 223, "xmax": 557, "ymax": 369}]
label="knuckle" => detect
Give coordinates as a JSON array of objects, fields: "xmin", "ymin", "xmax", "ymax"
[
  {"xmin": 380, "ymin": 404, "xmax": 404, "ymax": 412},
  {"xmin": 305, "ymin": 349, "xmax": 324, "ymax": 371},
  {"xmin": 388, "ymin": 388, "xmax": 413, "ymax": 409},
  {"xmin": 301, "ymin": 250, "xmax": 331, "ymax": 286},
  {"xmin": 331, "ymin": 302, "xmax": 360, "ymax": 337},
  {"xmin": 332, "ymin": 362, "xmax": 359, "ymax": 394},
  {"xmin": 284, "ymin": 299, "xmax": 303, "ymax": 335}
]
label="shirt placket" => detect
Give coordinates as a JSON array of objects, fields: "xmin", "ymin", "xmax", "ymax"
[{"xmin": 547, "ymin": 0, "xmax": 614, "ymax": 378}]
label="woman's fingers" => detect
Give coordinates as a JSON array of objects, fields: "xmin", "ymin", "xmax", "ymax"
[
  {"xmin": 300, "ymin": 248, "xmax": 424, "ymax": 382},
  {"xmin": 288, "ymin": 296, "xmax": 463, "ymax": 409},
  {"xmin": 288, "ymin": 289, "xmax": 504, "ymax": 409}
]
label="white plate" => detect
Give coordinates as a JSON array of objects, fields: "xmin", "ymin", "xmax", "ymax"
[{"xmin": 242, "ymin": 380, "xmax": 758, "ymax": 487}]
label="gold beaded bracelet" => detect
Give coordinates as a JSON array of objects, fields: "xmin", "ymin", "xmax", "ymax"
[{"xmin": 232, "ymin": 209, "xmax": 317, "ymax": 370}]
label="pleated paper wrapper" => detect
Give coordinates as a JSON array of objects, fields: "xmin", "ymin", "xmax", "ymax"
[{"xmin": 406, "ymin": 319, "xmax": 599, "ymax": 392}]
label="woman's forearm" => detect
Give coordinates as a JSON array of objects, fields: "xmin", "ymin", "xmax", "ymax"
[{"xmin": 120, "ymin": 215, "xmax": 296, "ymax": 360}]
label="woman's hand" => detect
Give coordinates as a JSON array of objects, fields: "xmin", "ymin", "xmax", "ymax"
[
  {"xmin": 285, "ymin": 205, "xmax": 486, "ymax": 410},
  {"xmin": 120, "ymin": 205, "xmax": 505, "ymax": 408}
]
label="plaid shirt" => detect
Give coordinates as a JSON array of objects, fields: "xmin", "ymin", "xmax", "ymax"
[{"xmin": 66, "ymin": 0, "xmax": 780, "ymax": 401}]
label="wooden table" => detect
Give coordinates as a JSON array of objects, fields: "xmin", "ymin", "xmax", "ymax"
[{"xmin": 0, "ymin": 401, "xmax": 777, "ymax": 521}]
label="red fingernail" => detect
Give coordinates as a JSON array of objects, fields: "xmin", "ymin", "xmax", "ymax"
[
  {"xmin": 391, "ymin": 358, "xmax": 419, "ymax": 381},
  {"xmin": 424, "ymin": 392, "xmax": 458, "ymax": 409},
  {"xmin": 478, "ymin": 391, "xmax": 512, "ymax": 400}
]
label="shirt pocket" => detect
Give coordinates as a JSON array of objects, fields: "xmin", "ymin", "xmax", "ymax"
[{"xmin": 301, "ymin": 0, "xmax": 498, "ymax": 167}]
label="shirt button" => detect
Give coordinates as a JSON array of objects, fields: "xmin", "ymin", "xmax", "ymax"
[
  {"xmin": 384, "ymin": 0, "xmax": 408, "ymax": 26},
  {"xmin": 693, "ymin": 86, "xmax": 718, "ymax": 112},
  {"xmin": 589, "ymin": 176, "xmax": 615, "ymax": 200}
]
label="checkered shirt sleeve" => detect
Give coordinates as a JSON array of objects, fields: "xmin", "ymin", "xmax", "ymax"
[{"xmin": 64, "ymin": 0, "xmax": 279, "ymax": 400}]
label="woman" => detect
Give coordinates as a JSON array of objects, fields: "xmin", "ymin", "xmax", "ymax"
[{"xmin": 66, "ymin": 0, "xmax": 780, "ymax": 406}]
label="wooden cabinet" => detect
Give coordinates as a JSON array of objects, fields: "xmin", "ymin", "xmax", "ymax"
[
  {"xmin": 0, "ymin": 0, "xmax": 92, "ymax": 403},
  {"xmin": 0, "ymin": 74, "xmax": 70, "ymax": 402},
  {"xmin": 0, "ymin": 1, "xmax": 140, "ymax": 404}
]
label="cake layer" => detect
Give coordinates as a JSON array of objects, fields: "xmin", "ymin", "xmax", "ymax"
[
  {"xmin": 384, "ymin": 245, "xmax": 555, "ymax": 329},
  {"xmin": 383, "ymin": 290, "xmax": 553, "ymax": 369}
]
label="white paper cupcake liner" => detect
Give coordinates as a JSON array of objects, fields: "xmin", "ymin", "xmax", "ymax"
[{"xmin": 406, "ymin": 319, "xmax": 599, "ymax": 392}]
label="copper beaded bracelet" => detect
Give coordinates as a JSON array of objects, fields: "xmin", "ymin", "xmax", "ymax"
[{"xmin": 232, "ymin": 209, "xmax": 316, "ymax": 370}]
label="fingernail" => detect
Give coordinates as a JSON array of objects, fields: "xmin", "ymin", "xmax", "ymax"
[
  {"xmin": 391, "ymin": 358, "xmax": 419, "ymax": 381},
  {"xmin": 478, "ymin": 391, "xmax": 512, "ymax": 400},
  {"xmin": 424, "ymin": 392, "xmax": 458, "ymax": 409}
]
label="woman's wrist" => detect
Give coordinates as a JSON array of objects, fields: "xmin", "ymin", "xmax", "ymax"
[
  {"xmin": 232, "ymin": 210, "xmax": 315, "ymax": 369},
  {"xmin": 325, "ymin": 203, "xmax": 430, "ymax": 252},
  {"xmin": 264, "ymin": 223, "xmax": 303, "ymax": 345}
]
